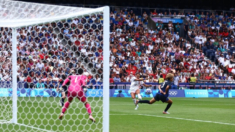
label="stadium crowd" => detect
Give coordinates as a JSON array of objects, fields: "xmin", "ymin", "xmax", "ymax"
[
  {"xmin": 0, "ymin": 14, "xmax": 104, "ymax": 88},
  {"xmin": 185, "ymin": 12, "xmax": 235, "ymax": 79},
  {"xmin": 0, "ymin": 9, "xmax": 235, "ymax": 89},
  {"xmin": 109, "ymin": 10, "xmax": 235, "ymax": 89}
]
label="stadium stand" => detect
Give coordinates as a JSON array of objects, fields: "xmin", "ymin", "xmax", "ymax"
[
  {"xmin": 109, "ymin": 9, "xmax": 235, "ymax": 89},
  {"xmin": 0, "ymin": 5, "xmax": 235, "ymax": 89},
  {"xmin": 0, "ymin": 12, "xmax": 104, "ymax": 88}
]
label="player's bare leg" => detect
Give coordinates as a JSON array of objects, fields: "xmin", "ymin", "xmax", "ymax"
[
  {"xmin": 149, "ymin": 98, "xmax": 156, "ymax": 104},
  {"xmin": 131, "ymin": 92, "xmax": 139, "ymax": 110},
  {"xmin": 131, "ymin": 93, "xmax": 137, "ymax": 106},
  {"xmin": 136, "ymin": 89, "xmax": 142, "ymax": 100},
  {"xmin": 59, "ymin": 96, "xmax": 73, "ymax": 120},
  {"xmin": 131, "ymin": 92, "xmax": 136, "ymax": 105},
  {"xmin": 136, "ymin": 97, "xmax": 156, "ymax": 105},
  {"xmin": 163, "ymin": 99, "xmax": 173, "ymax": 114}
]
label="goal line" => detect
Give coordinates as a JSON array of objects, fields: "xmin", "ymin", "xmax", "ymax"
[{"xmin": 0, "ymin": 120, "xmax": 54, "ymax": 132}]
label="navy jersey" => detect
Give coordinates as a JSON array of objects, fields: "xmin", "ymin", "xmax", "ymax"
[{"xmin": 157, "ymin": 80, "xmax": 172, "ymax": 97}]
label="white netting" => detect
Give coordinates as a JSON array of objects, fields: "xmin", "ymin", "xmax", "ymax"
[
  {"xmin": 0, "ymin": 0, "xmax": 103, "ymax": 27},
  {"xmin": 0, "ymin": 1, "xmax": 106, "ymax": 132},
  {"xmin": 0, "ymin": 0, "xmax": 89, "ymax": 20}
]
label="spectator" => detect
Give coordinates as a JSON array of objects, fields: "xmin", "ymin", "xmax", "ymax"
[
  {"xmin": 189, "ymin": 73, "xmax": 197, "ymax": 89},
  {"xmin": 95, "ymin": 74, "xmax": 101, "ymax": 83},
  {"xmin": 158, "ymin": 74, "xmax": 164, "ymax": 83},
  {"xmin": 113, "ymin": 74, "xmax": 121, "ymax": 83},
  {"xmin": 172, "ymin": 72, "xmax": 180, "ymax": 89},
  {"xmin": 36, "ymin": 80, "xmax": 45, "ymax": 88},
  {"xmin": 175, "ymin": 22, "xmax": 180, "ymax": 33}
]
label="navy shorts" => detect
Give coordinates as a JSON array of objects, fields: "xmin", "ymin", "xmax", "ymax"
[{"xmin": 154, "ymin": 94, "xmax": 169, "ymax": 103}]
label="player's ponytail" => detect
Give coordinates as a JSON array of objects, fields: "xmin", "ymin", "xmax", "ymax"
[{"xmin": 166, "ymin": 73, "xmax": 174, "ymax": 81}]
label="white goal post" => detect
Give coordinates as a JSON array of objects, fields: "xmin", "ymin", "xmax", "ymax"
[{"xmin": 0, "ymin": 0, "xmax": 109, "ymax": 132}]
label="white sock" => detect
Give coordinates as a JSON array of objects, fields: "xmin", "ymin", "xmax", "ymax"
[
  {"xmin": 137, "ymin": 94, "xmax": 142, "ymax": 100},
  {"xmin": 133, "ymin": 99, "xmax": 136, "ymax": 104}
]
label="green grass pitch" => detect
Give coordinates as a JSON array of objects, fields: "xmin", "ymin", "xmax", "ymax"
[
  {"xmin": 110, "ymin": 97, "xmax": 235, "ymax": 132},
  {"xmin": 0, "ymin": 97, "xmax": 103, "ymax": 132},
  {"xmin": 0, "ymin": 97, "xmax": 235, "ymax": 132}
]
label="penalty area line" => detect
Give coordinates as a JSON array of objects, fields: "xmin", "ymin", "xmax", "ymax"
[{"xmin": 110, "ymin": 114, "xmax": 235, "ymax": 126}]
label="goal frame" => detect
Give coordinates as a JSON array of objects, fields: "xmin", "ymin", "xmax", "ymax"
[{"xmin": 9, "ymin": 6, "xmax": 110, "ymax": 132}]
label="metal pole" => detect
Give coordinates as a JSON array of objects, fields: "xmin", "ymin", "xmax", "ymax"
[
  {"xmin": 12, "ymin": 28, "xmax": 17, "ymax": 124},
  {"xmin": 103, "ymin": 6, "xmax": 110, "ymax": 132}
]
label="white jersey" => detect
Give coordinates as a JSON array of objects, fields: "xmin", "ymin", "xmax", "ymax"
[{"xmin": 130, "ymin": 76, "xmax": 143, "ymax": 93}]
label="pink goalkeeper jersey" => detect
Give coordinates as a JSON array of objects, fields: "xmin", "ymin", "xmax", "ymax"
[{"xmin": 62, "ymin": 75, "xmax": 87, "ymax": 92}]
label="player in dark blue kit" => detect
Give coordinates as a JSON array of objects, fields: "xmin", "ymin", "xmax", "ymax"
[{"xmin": 136, "ymin": 73, "xmax": 174, "ymax": 114}]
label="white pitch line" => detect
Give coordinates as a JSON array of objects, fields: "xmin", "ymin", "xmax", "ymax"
[
  {"xmin": 17, "ymin": 123, "xmax": 54, "ymax": 132},
  {"xmin": 110, "ymin": 104, "xmax": 159, "ymax": 106},
  {"xmin": 0, "ymin": 119, "xmax": 11, "ymax": 124},
  {"xmin": 110, "ymin": 104, "xmax": 235, "ymax": 106},
  {"xmin": 0, "ymin": 121, "xmax": 54, "ymax": 131},
  {"xmin": 110, "ymin": 114, "xmax": 235, "ymax": 126}
]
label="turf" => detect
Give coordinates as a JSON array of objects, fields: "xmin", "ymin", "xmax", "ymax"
[
  {"xmin": 1, "ymin": 97, "xmax": 235, "ymax": 132},
  {"xmin": 0, "ymin": 97, "xmax": 103, "ymax": 132},
  {"xmin": 110, "ymin": 98, "xmax": 235, "ymax": 132}
]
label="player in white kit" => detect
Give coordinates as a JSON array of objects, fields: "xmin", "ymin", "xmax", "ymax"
[{"xmin": 129, "ymin": 73, "xmax": 152, "ymax": 110}]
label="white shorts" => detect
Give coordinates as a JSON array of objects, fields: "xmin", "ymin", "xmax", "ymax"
[{"xmin": 130, "ymin": 87, "xmax": 139, "ymax": 93}]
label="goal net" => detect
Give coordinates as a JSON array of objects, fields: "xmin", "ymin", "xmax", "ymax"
[{"xmin": 0, "ymin": 0, "xmax": 109, "ymax": 132}]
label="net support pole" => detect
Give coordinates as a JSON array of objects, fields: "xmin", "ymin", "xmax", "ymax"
[
  {"xmin": 12, "ymin": 28, "xmax": 17, "ymax": 124},
  {"xmin": 103, "ymin": 6, "xmax": 110, "ymax": 132}
]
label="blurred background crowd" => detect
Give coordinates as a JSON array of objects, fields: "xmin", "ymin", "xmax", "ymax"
[{"xmin": 1, "ymin": 5, "xmax": 235, "ymax": 89}]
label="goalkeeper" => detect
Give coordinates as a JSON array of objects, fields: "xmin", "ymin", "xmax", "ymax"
[{"xmin": 58, "ymin": 69, "xmax": 95, "ymax": 122}]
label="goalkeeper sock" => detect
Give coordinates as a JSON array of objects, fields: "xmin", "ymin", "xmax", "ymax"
[
  {"xmin": 138, "ymin": 100, "xmax": 150, "ymax": 104},
  {"xmin": 62, "ymin": 102, "xmax": 70, "ymax": 113},
  {"xmin": 133, "ymin": 99, "xmax": 136, "ymax": 105},
  {"xmin": 85, "ymin": 103, "xmax": 92, "ymax": 115},
  {"xmin": 164, "ymin": 103, "xmax": 172, "ymax": 112},
  {"xmin": 137, "ymin": 94, "xmax": 142, "ymax": 100}
]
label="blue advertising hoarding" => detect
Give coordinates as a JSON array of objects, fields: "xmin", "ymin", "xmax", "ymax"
[
  {"xmin": 0, "ymin": 88, "xmax": 59, "ymax": 97},
  {"xmin": 110, "ymin": 89, "xmax": 157, "ymax": 98},
  {"xmin": 110, "ymin": 89, "xmax": 185, "ymax": 98},
  {"xmin": 168, "ymin": 90, "xmax": 185, "ymax": 97},
  {"xmin": 0, "ymin": 88, "xmax": 103, "ymax": 97},
  {"xmin": 0, "ymin": 88, "xmax": 234, "ymax": 98},
  {"xmin": 231, "ymin": 90, "xmax": 235, "ymax": 97},
  {"xmin": 184, "ymin": 90, "xmax": 208, "ymax": 97},
  {"xmin": 208, "ymin": 90, "xmax": 232, "ymax": 98},
  {"xmin": 86, "ymin": 89, "xmax": 103, "ymax": 97},
  {"xmin": 185, "ymin": 90, "xmax": 234, "ymax": 98},
  {"xmin": 152, "ymin": 17, "xmax": 183, "ymax": 23}
]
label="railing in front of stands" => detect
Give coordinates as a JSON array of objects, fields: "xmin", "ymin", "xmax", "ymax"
[{"xmin": 110, "ymin": 83, "xmax": 235, "ymax": 89}]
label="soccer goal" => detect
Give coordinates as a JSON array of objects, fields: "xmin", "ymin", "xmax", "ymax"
[{"xmin": 0, "ymin": 0, "xmax": 109, "ymax": 132}]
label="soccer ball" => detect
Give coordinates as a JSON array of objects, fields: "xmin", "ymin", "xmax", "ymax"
[{"xmin": 145, "ymin": 88, "xmax": 152, "ymax": 94}]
